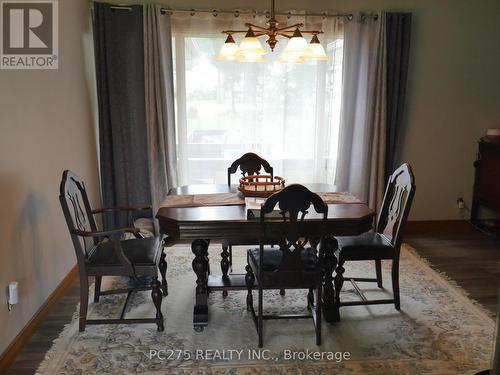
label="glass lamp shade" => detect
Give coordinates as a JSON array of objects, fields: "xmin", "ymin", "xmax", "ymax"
[
  {"xmin": 278, "ymin": 51, "xmax": 306, "ymax": 64},
  {"xmin": 217, "ymin": 35, "xmax": 239, "ymax": 60},
  {"xmin": 237, "ymin": 53, "xmax": 265, "ymax": 62},
  {"xmin": 305, "ymin": 35, "xmax": 328, "ymax": 61},
  {"xmin": 307, "ymin": 42, "xmax": 328, "ymax": 61},
  {"xmin": 279, "ymin": 29, "xmax": 313, "ymax": 63},
  {"xmin": 236, "ymin": 36, "xmax": 266, "ymax": 62},
  {"xmin": 217, "ymin": 42, "xmax": 239, "ymax": 61}
]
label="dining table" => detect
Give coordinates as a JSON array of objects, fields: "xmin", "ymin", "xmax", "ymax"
[{"xmin": 156, "ymin": 183, "xmax": 375, "ymax": 331}]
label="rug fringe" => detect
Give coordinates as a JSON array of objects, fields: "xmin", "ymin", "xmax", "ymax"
[{"xmin": 402, "ymin": 243, "xmax": 496, "ymax": 322}]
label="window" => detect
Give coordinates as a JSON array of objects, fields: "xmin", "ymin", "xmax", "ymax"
[{"xmin": 173, "ymin": 31, "xmax": 343, "ymax": 185}]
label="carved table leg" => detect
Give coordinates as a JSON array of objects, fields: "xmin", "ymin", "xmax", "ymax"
[
  {"xmin": 192, "ymin": 239, "xmax": 209, "ymax": 330},
  {"xmin": 221, "ymin": 240, "xmax": 230, "ymax": 298},
  {"xmin": 321, "ymin": 236, "xmax": 338, "ymax": 324}
]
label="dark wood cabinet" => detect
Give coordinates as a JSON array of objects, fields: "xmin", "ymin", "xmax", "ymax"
[{"xmin": 471, "ymin": 137, "xmax": 500, "ymax": 233}]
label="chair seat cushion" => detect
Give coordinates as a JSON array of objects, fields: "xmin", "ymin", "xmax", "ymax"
[
  {"xmin": 248, "ymin": 247, "xmax": 318, "ymax": 272},
  {"xmin": 336, "ymin": 232, "xmax": 394, "ymax": 260},
  {"xmin": 88, "ymin": 237, "xmax": 162, "ymax": 266}
]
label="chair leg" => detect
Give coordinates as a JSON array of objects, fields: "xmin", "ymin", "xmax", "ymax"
[
  {"xmin": 221, "ymin": 243, "xmax": 230, "ymax": 298},
  {"xmin": 151, "ymin": 277, "xmax": 164, "ymax": 331},
  {"xmin": 316, "ymin": 285, "xmax": 322, "ymax": 345},
  {"xmin": 392, "ymin": 258, "xmax": 401, "ymax": 311},
  {"xmin": 94, "ymin": 276, "xmax": 102, "ymax": 303},
  {"xmin": 258, "ymin": 287, "xmax": 263, "ymax": 348},
  {"xmin": 375, "ymin": 259, "xmax": 383, "ymax": 288},
  {"xmin": 159, "ymin": 252, "xmax": 168, "ymax": 296},
  {"xmin": 334, "ymin": 260, "xmax": 345, "ymax": 321},
  {"xmin": 307, "ymin": 287, "xmax": 314, "ymax": 310},
  {"xmin": 245, "ymin": 265, "xmax": 255, "ymax": 311},
  {"xmin": 229, "ymin": 245, "xmax": 233, "ymax": 272},
  {"xmin": 79, "ymin": 275, "xmax": 89, "ymax": 332}
]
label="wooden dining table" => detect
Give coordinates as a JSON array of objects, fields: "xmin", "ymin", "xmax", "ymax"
[{"xmin": 156, "ymin": 183, "xmax": 375, "ymax": 331}]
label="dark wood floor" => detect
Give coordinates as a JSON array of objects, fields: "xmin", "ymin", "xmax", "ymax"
[
  {"xmin": 5, "ymin": 222, "xmax": 500, "ymax": 374},
  {"xmin": 405, "ymin": 221, "xmax": 500, "ymax": 313},
  {"xmin": 5, "ymin": 282, "xmax": 81, "ymax": 375}
]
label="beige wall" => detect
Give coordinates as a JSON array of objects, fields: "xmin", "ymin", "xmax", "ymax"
[
  {"xmin": 0, "ymin": 0, "xmax": 99, "ymax": 355},
  {"xmin": 112, "ymin": 0, "xmax": 500, "ymax": 220},
  {"xmin": 0, "ymin": 0, "xmax": 499, "ymax": 357}
]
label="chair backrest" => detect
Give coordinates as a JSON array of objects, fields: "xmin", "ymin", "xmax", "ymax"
[
  {"xmin": 227, "ymin": 152, "xmax": 273, "ymax": 185},
  {"xmin": 376, "ymin": 163, "xmax": 416, "ymax": 248},
  {"xmin": 59, "ymin": 170, "xmax": 98, "ymax": 264},
  {"xmin": 259, "ymin": 184, "xmax": 328, "ymax": 273}
]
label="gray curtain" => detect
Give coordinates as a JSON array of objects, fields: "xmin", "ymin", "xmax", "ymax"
[
  {"xmin": 144, "ymin": 5, "xmax": 178, "ymax": 225},
  {"xmin": 335, "ymin": 13, "xmax": 387, "ymax": 209},
  {"xmin": 385, "ymin": 13, "xmax": 412, "ymax": 182},
  {"xmin": 93, "ymin": 3, "xmax": 151, "ymax": 229}
]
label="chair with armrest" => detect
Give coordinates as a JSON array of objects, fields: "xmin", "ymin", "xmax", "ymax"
[
  {"xmin": 245, "ymin": 184, "xmax": 327, "ymax": 347},
  {"xmin": 333, "ymin": 163, "xmax": 416, "ymax": 319},
  {"xmin": 59, "ymin": 170, "xmax": 167, "ymax": 331}
]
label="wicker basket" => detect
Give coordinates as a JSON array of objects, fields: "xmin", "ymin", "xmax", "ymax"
[{"xmin": 238, "ymin": 174, "xmax": 285, "ymax": 197}]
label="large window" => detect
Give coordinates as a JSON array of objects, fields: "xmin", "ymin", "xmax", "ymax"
[{"xmin": 173, "ymin": 32, "xmax": 343, "ymax": 185}]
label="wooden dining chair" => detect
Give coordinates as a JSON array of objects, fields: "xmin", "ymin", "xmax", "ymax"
[
  {"xmin": 223, "ymin": 152, "xmax": 274, "ymax": 271},
  {"xmin": 333, "ymin": 163, "xmax": 416, "ymax": 318},
  {"xmin": 59, "ymin": 170, "xmax": 167, "ymax": 332},
  {"xmin": 245, "ymin": 184, "xmax": 327, "ymax": 347}
]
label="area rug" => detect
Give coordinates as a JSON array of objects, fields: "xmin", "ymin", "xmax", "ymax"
[{"xmin": 36, "ymin": 244, "xmax": 495, "ymax": 374}]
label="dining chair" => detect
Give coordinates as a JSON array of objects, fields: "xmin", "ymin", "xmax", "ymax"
[
  {"xmin": 221, "ymin": 152, "xmax": 282, "ymax": 297},
  {"xmin": 333, "ymin": 163, "xmax": 416, "ymax": 318},
  {"xmin": 245, "ymin": 184, "xmax": 327, "ymax": 347},
  {"xmin": 59, "ymin": 170, "xmax": 167, "ymax": 332}
]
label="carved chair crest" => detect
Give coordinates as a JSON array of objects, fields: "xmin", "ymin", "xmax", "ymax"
[
  {"xmin": 59, "ymin": 171, "xmax": 98, "ymax": 258},
  {"xmin": 228, "ymin": 152, "xmax": 273, "ymax": 185},
  {"xmin": 376, "ymin": 164, "xmax": 416, "ymax": 246},
  {"xmin": 260, "ymin": 184, "xmax": 328, "ymax": 270}
]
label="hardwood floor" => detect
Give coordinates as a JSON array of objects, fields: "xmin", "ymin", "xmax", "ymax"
[
  {"xmin": 5, "ymin": 282, "xmax": 81, "ymax": 375},
  {"xmin": 405, "ymin": 221, "xmax": 500, "ymax": 313},
  {"xmin": 5, "ymin": 222, "xmax": 500, "ymax": 374}
]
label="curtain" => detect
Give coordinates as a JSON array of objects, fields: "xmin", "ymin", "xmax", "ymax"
[
  {"xmin": 171, "ymin": 12, "xmax": 344, "ymax": 185},
  {"xmin": 385, "ymin": 13, "xmax": 412, "ymax": 182},
  {"xmin": 144, "ymin": 5, "xmax": 178, "ymax": 226},
  {"xmin": 335, "ymin": 12, "xmax": 386, "ymax": 209},
  {"xmin": 93, "ymin": 3, "xmax": 151, "ymax": 229}
]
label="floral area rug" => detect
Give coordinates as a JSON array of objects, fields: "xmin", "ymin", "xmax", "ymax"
[{"xmin": 37, "ymin": 244, "xmax": 495, "ymax": 374}]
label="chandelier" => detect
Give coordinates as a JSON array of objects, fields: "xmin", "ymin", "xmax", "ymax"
[{"xmin": 217, "ymin": 0, "xmax": 327, "ymax": 63}]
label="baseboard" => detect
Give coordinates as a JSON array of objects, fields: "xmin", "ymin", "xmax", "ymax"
[
  {"xmin": 405, "ymin": 220, "xmax": 471, "ymax": 234},
  {"xmin": 0, "ymin": 265, "xmax": 78, "ymax": 373}
]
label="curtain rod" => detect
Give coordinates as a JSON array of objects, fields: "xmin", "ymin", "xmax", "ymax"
[
  {"xmin": 107, "ymin": 5, "xmax": 379, "ymax": 21},
  {"xmin": 159, "ymin": 8, "xmax": 355, "ymax": 20}
]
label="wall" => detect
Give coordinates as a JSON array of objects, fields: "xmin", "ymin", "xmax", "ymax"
[
  {"xmin": 111, "ymin": 0, "xmax": 500, "ymax": 220},
  {"xmin": 0, "ymin": 0, "xmax": 498, "ymax": 355},
  {"xmin": 0, "ymin": 0, "xmax": 99, "ymax": 355}
]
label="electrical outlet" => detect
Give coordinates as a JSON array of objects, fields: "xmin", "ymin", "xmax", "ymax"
[
  {"xmin": 6, "ymin": 281, "xmax": 18, "ymax": 311},
  {"xmin": 456, "ymin": 197, "xmax": 465, "ymax": 209}
]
